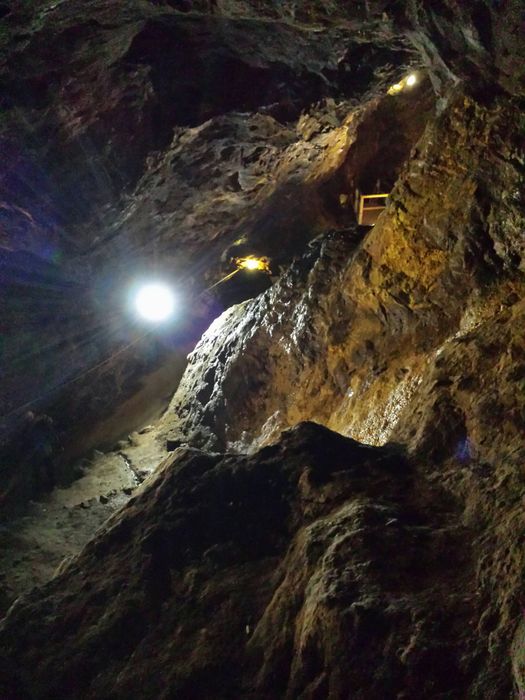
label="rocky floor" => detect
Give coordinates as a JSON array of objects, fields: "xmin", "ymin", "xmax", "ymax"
[
  {"xmin": 0, "ymin": 422, "xmax": 510, "ymax": 699},
  {"xmin": 0, "ymin": 423, "xmax": 165, "ymax": 616}
]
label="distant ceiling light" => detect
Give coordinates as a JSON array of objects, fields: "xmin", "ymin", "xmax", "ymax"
[
  {"xmin": 135, "ymin": 283, "xmax": 176, "ymax": 322},
  {"xmin": 240, "ymin": 258, "xmax": 261, "ymax": 271},
  {"xmin": 388, "ymin": 73, "xmax": 419, "ymax": 96},
  {"xmin": 236, "ymin": 256, "xmax": 270, "ymax": 273}
]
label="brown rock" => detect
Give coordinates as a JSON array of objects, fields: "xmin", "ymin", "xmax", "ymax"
[{"xmin": 0, "ymin": 422, "xmax": 495, "ymax": 698}]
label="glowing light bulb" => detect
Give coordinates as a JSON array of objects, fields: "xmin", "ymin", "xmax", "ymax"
[
  {"xmin": 236, "ymin": 256, "xmax": 269, "ymax": 272},
  {"xmin": 406, "ymin": 73, "xmax": 417, "ymax": 87},
  {"xmin": 242, "ymin": 258, "xmax": 262, "ymax": 271},
  {"xmin": 135, "ymin": 283, "xmax": 176, "ymax": 322}
]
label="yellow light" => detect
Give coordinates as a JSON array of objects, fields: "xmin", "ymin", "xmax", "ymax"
[
  {"xmin": 388, "ymin": 73, "xmax": 418, "ymax": 96},
  {"xmin": 236, "ymin": 256, "xmax": 270, "ymax": 273},
  {"xmin": 387, "ymin": 82, "xmax": 403, "ymax": 95},
  {"xmin": 242, "ymin": 258, "xmax": 261, "ymax": 270}
]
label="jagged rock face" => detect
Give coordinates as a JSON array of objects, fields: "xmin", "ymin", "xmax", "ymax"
[
  {"xmin": 160, "ymin": 90, "xmax": 525, "ymax": 695},
  {"xmin": 166, "ymin": 92, "xmax": 525, "ymax": 453},
  {"xmin": 1, "ymin": 0, "xmax": 520, "ymax": 455},
  {"xmin": 0, "ymin": 2, "xmax": 524, "ymax": 699},
  {"xmin": 0, "ymin": 422, "xmax": 500, "ymax": 698},
  {"xmin": 0, "ymin": 0, "xmax": 415, "ymax": 460},
  {"xmin": 404, "ymin": 0, "xmax": 525, "ymax": 98},
  {"xmin": 0, "ymin": 0, "xmax": 410, "ymax": 256}
]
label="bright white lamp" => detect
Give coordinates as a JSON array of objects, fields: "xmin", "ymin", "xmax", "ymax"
[{"xmin": 135, "ymin": 283, "xmax": 176, "ymax": 322}]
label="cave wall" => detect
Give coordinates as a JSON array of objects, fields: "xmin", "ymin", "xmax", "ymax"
[
  {"xmin": 164, "ymin": 91, "xmax": 525, "ymax": 452},
  {"xmin": 155, "ymin": 87, "xmax": 524, "ymax": 697},
  {"xmin": 0, "ymin": 0, "xmax": 416, "ymax": 472},
  {"xmin": 0, "ymin": 1, "xmax": 524, "ymax": 698},
  {"xmin": 2, "ymin": 0, "xmax": 522, "ymax": 461}
]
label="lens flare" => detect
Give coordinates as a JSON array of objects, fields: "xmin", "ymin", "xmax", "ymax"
[{"xmin": 135, "ymin": 283, "xmax": 176, "ymax": 322}]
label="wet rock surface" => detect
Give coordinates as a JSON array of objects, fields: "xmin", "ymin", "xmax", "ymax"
[{"xmin": 166, "ymin": 92, "xmax": 525, "ymax": 454}]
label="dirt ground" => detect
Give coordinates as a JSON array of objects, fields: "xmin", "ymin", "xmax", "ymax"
[{"xmin": 0, "ymin": 424, "xmax": 166, "ymax": 616}]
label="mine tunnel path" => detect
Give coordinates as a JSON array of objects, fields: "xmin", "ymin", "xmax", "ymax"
[{"xmin": 0, "ymin": 422, "xmax": 165, "ymax": 616}]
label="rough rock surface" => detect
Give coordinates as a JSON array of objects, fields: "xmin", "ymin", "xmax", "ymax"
[
  {"xmin": 0, "ymin": 1, "xmax": 524, "ymax": 699},
  {"xmin": 0, "ymin": 0, "xmax": 417, "ymax": 471},
  {"xmin": 165, "ymin": 91, "xmax": 525, "ymax": 453},
  {"xmin": 0, "ymin": 422, "xmax": 498, "ymax": 699},
  {"xmin": 158, "ymin": 90, "xmax": 525, "ymax": 697},
  {"xmin": 0, "ymin": 422, "xmax": 164, "ymax": 616},
  {"xmin": 0, "ymin": 0, "xmax": 523, "ymax": 463}
]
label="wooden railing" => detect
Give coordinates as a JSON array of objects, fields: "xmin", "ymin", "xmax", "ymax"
[{"xmin": 358, "ymin": 193, "xmax": 389, "ymax": 226}]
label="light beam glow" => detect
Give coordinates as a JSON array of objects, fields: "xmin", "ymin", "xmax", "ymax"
[
  {"xmin": 406, "ymin": 73, "xmax": 417, "ymax": 87},
  {"xmin": 135, "ymin": 283, "xmax": 176, "ymax": 322}
]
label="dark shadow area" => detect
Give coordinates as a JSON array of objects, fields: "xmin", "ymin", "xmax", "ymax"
[
  {"xmin": 209, "ymin": 268, "xmax": 273, "ymax": 309},
  {"xmin": 342, "ymin": 80, "xmax": 435, "ymax": 197}
]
